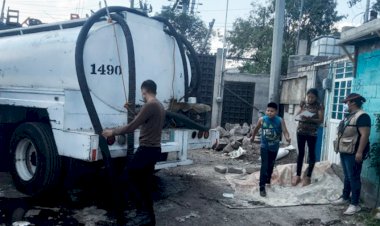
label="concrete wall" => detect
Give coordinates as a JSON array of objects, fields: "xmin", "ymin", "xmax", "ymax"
[
  {"xmin": 224, "ymin": 72, "xmax": 269, "ymax": 124},
  {"xmin": 211, "ymin": 49, "xmax": 224, "ymax": 128},
  {"xmin": 211, "ymin": 48, "xmax": 269, "ymax": 128},
  {"xmin": 353, "ymin": 41, "xmax": 380, "ymax": 207},
  {"xmin": 287, "ymin": 55, "xmax": 330, "ymax": 77}
]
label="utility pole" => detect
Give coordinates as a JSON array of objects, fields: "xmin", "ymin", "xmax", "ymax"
[
  {"xmin": 211, "ymin": 0, "xmax": 229, "ymax": 127},
  {"xmin": 0, "ymin": 0, "xmax": 6, "ymax": 23},
  {"xmin": 182, "ymin": 0, "xmax": 189, "ymax": 14},
  {"xmin": 190, "ymin": 0, "xmax": 196, "ymax": 15},
  {"xmin": 364, "ymin": 0, "xmax": 370, "ymax": 22},
  {"xmin": 200, "ymin": 19, "xmax": 215, "ymax": 53},
  {"xmin": 296, "ymin": 0, "xmax": 304, "ymax": 54},
  {"xmin": 130, "ymin": 0, "xmax": 135, "ymax": 8},
  {"xmin": 268, "ymin": 0, "xmax": 285, "ymax": 103}
]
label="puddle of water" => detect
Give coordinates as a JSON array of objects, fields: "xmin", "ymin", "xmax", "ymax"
[
  {"xmin": 0, "ymin": 196, "xmax": 119, "ymax": 225},
  {"xmin": 0, "ymin": 170, "xmax": 170, "ymax": 225},
  {"xmin": 0, "ymin": 172, "xmax": 119, "ymax": 226}
]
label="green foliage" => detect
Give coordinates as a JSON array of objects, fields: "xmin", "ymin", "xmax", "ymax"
[
  {"xmin": 371, "ymin": 143, "xmax": 380, "ymax": 178},
  {"xmin": 354, "ymin": 212, "xmax": 380, "ymax": 226},
  {"xmin": 227, "ymin": 0, "xmax": 344, "ymax": 74},
  {"xmin": 370, "ymin": 114, "xmax": 380, "ymax": 207},
  {"xmin": 374, "ymin": 1, "xmax": 380, "ymax": 14},
  {"xmin": 370, "ymin": 114, "xmax": 380, "ymax": 178},
  {"xmin": 156, "ymin": 7, "xmax": 211, "ymax": 53},
  {"xmin": 227, "ymin": 3, "xmax": 274, "ymax": 74}
]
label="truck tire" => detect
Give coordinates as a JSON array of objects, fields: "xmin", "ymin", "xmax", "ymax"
[{"xmin": 9, "ymin": 122, "xmax": 62, "ymax": 196}]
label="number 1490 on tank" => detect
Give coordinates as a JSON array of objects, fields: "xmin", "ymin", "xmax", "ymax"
[{"xmin": 90, "ymin": 64, "xmax": 122, "ymax": 75}]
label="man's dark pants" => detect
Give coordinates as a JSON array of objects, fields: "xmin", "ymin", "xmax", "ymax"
[{"xmin": 120, "ymin": 146, "xmax": 161, "ymax": 223}]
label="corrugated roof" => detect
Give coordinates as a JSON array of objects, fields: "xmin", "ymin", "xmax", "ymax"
[{"xmin": 339, "ymin": 18, "xmax": 380, "ymax": 45}]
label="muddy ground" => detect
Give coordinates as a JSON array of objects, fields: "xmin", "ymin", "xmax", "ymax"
[{"xmin": 0, "ymin": 148, "xmax": 375, "ymax": 226}]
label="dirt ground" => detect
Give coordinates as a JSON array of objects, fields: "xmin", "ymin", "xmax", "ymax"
[
  {"xmin": 0, "ymin": 148, "xmax": 376, "ymax": 226},
  {"xmin": 154, "ymin": 149, "xmax": 370, "ymax": 226}
]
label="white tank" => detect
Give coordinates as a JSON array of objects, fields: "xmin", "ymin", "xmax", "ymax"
[
  {"xmin": 310, "ymin": 36, "xmax": 354, "ymax": 57},
  {"xmin": 0, "ymin": 11, "xmax": 190, "ymax": 130}
]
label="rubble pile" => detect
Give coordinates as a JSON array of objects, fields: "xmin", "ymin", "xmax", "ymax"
[
  {"xmin": 211, "ymin": 123, "xmax": 297, "ymax": 173},
  {"xmin": 212, "ymin": 123, "xmax": 259, "ymax": 158}
]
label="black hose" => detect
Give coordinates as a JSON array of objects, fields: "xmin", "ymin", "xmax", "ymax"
[
  {"xmin": 109, "ymin": 13, "xmax": 136, "ymax": 159},
  {"xmin": 165, "ymin": 111, "xmax": 209, "ymax": 131},
  {"xmin": 151, "ymin": 16, "xmax": 189, "ymax": 102},
  {"xmin": 178, "ymin": 34, "xmax": 201, "ymax": 97},
  {"xmin": 75, "ymin": 6, "xmax": 136, "ymax": 183},
  {"xmin": 162, "ymin": 29, "xmax": 201, "ymax": 99},
  {"xmin": 76, "ymin": 7, "xmax": 206, "ymax": 169}
]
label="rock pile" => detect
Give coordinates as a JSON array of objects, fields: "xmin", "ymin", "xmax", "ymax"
[{"xmin": 212, "ymin": 123, "xmax": 258, "ymax": 154}]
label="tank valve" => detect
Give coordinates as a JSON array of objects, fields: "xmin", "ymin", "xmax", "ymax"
[{"xmin": 117, "ymin": 134, "xmax": 127, "ymax": 145}]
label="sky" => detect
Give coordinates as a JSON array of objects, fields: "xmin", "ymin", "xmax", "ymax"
[{"xmin": 0, "ymin": 0, "xmax": 374, "ymax": 51}]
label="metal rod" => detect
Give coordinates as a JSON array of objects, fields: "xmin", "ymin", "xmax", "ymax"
[
  {"xmin": 0, "ymin": 0, "xmax": 6, "ymax": 22},
  {"xmin": 364, "ymin": 0, "xmax": 370, "ymax": 23},
  {"xmin": 217, "ymin": 0, "xmax": 229, "ymax": 98},
  {"xmin": 296, "ymin": 0, "xmax": 304, "ymax": 54}
]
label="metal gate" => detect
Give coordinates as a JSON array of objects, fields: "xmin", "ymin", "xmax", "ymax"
[
  {"xmin": 193, "ymin": 54, "xmax": 216, "ymax": 106},
  {"xmin": 191, "ymin": 54, "xmax": 216, "ymax": 126},
  {"xmin": 221, "ymin": 81, "xmax": 255, "ymax": 126}
]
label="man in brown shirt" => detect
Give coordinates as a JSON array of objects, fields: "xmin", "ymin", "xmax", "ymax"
[{"xmin": 102, "ymin": 80, "xmax": 165, "ymax": 225}]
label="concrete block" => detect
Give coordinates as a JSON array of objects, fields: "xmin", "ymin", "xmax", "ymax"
[
  {"xmin": 231, "ymin": 140, "xmax": 242, "ymax": 150},
  {"xmin": 245, "ymin": 166, "xmax": 260, "ymax": 174},
  {"xmin": 242, "ymin": 137, "xmax": 252, "ymax": 150},
  {"xmin": 241, "ymin": 123, "xmax": 250, "ymax": 135},
  {"xmin": 215, "ymin": 126, "xmax": 230, "ymax": 138},
  {"xmin": 214, "ymin": 138, "xmax": 229, "ymax": 151},
  {"xmin": 229, "ymin": 125, "xmax": 243, "ymax": 136},
  {"xmin": 225, "ymin": 123, "xmax": 234, "ymax": 132},
  {"xmin": 222, "ymin": 143, "xmax": 234, "ymax": 153},
  {"xmin": 214, "ymin": 165, "xmax": 227, "ymax": 174},
  {"xmin": 229, "ymin": 136, "xmax": 244, "ymax": 143},
  {"xmin": 228, "ymin": 167, "xmax": 244, "ymax": 174}
]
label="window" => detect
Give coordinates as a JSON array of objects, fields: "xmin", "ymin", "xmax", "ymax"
[{"xmin": 331, "ymin": 61, "xmax": 353, "ymax": 120}]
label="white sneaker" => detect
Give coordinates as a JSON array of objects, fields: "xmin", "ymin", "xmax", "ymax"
[
  {"xmin": 343, "ymin": 204, "xmax": 361, "ymax": 215},
  {"xmin": 332, "ymin": 197, "xmax": 349, "ymax": 205}
]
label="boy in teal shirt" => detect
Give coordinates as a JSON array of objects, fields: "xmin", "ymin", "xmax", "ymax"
[{"xmin": 251, "ymin": 102, "xmax": 291, "ymax": 197}]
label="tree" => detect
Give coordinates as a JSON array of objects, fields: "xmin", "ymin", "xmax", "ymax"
[
  {"xmin": 227, "ymin": 4, "xmax": 274, "ymax": 74},
  {"xmin": 227, "ymin": 0, "xmax": 344, "ymax": 74},
  {"xmin": 156, "ymin": 6, "xmax": 212, "ymax": 53},
  {"xmin": 373, "ymin": 0, "xmax": 380, "ymax": 12}
]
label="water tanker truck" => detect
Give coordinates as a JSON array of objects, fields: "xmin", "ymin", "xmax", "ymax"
[{"xmin": 0, "ymin": 7, "xmax": 217, "ymax": 196}]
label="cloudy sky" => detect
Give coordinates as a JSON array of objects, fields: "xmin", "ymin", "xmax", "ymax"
[
  {"xmin": 1, "ymin": 0, "xmax": 373, "ymax": 51},
  {"xmin": 2, "ymin": 0, "xmax": 371, "ymax": 26}
]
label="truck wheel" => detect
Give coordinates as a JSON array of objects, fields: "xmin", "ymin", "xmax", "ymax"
[{"xmin": 10, "ymin": 123, "xmax": 62, "ymax": 196}]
